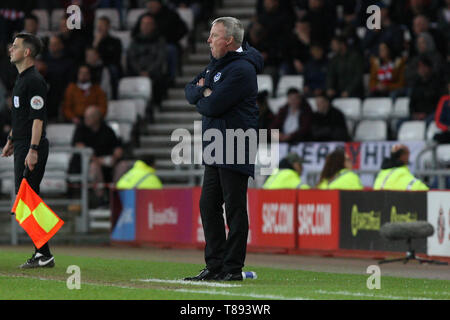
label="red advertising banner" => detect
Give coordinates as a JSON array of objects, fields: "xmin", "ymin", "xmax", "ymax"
[
  {"xmin": 136, "ymin": 189, "xmax": 194, "ymax": 244},
  {"xmin": 297, "ymin": 190, "xmax": 340, "ymax": 250},
  {"xmin": 248, "ymin": 189, "xmax": 297, "ymax": 249}
]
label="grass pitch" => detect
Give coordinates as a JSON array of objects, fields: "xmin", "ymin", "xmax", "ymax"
[{"xmin": 0, "ymin": 248, "xmax": 449, "ymax": 300}]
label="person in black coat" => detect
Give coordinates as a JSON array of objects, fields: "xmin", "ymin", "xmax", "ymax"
[
  {"xmin": 184, "ymin": 17, "xmax": 263, "ymax": 282},
  {"xmin": 311, "ymin": 94, "xmax": 350, "ymax": 141}
]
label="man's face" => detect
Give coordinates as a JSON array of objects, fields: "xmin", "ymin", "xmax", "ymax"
[
  {"xmin": 78, "ymin": 66, "xmax": 91, "ymax": 83},
  {"xmin": 97, "ymin": 19, "xmax": 109, "ymax": 35},
  {"xmin": 147, "ymin": 0, "xmax": 162, "ymax": 14},
  {"xmin": 413, "ymin": 16, "xmax": 428, "ymax": 34},
  {"xmin": 9, "ymin": 38, "xmax": 27, "ymax": 64},
  {"xmin": 315, "ymin": 96, "xmax": 329, "ymax": 114},
  {"xmin": 85, "ymin": 49, "xmax": 99, "ymax": 65},
  {"xmin": 287, "ymin": 92, "xmax": 301, "ymax": 109},
  {"xmin": 208, "ymin": 22, "xmax": 231, "ymax": 59},
  {"xmin": 84, "ymin": 107, "xmax": 101, "ymax": 128},
  {"xmin": 140, "ymin": 16, "xmax": 155, "ymax": 36},
  {"xmin": 24, "ymin": 18, "xmax": 38, "ymax": 34},
  {"xmin": 48, "ymin": 36, "xmax": 63, "ymax": 56},
  {"xmin": 264, "ymin": 0, "xmax": 278, "ymax": 12}
]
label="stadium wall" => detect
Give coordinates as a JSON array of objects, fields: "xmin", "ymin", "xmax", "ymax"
[{"xmin": 110, "ymin": 188, "xmax": 450, "ymax": 259}]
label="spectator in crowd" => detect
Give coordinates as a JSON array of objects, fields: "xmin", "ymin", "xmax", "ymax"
[
  {"xmin": 245, "ymin": 21, "xmax": 279, "ymax": 80},
  {"xmin": 270, "ymin": 88, "xmax": 313, "ymax": 143},
  {"xmin": 92, "ymin": 15, "xmax": 122, "ymax": 98},
  {"xmin": 311, "ymin": 94, "xmax": 350, "ymax": 142},
  {"xmin": 434, "ymin": 79, "xmax": 450, "ymax": 143},
  {"xmin": 373, "ymin": 143, "xmax": 429, "ymax": 190},
  {"xmin": 69, "ymin": 105, "xmax": 123, "ymax": 205},
  {"xmin": 127, "ymin": 13, "xmax": 168, "ymax": 107},
  {"xmin": 0, "ymin": 42, "xmax": 17, "ymax": 94},
  {"xmin": 62, "ymin": 64, "xmax": 107, "ymax": 124},
  {"xmin": 139, "ymin": 0, "xmax": 188, "ymax": 83},
  {"xmin": 57, "ymin": 16, "xmax": 89, "ymax": 65},
  {"xmin": 437, "ymin": 0, "xmax": 450, "ymax": 43},
  {"xmin": 316, "ymin": 148, "xmax": 363, "ymax": 190},
  {"xmin": 85, "ymin": 46, "xmax": 112, "ymax": 100},
  {"xmin": 301, "ymin": 0, "xmax": 335, "ymax": 49},
  {"xmin": 21, "ymin": 14, "xmax": 49, "ymax": 52},
  {"xmin": 369, "ymin": 42, "xmax": 406, "ymax": 97},
  {"xmin": 256, "ymin": 90, "xmax": 274, "ymax": 131},
  {"xmin": 115, "ymin": 156, "xmax": 162, "ymax": 189},
  {"xmin": 390, "ymin": 0, "xmax": 439, "ymax": 30},
  {"xmin": 40, "ymin": 34, "xmax": 75, "ymax": 121},
  {"xmin": 303, "ymin": 43, "xmax": 328, "ymax": 97},
  {"xmin": 326, "ymin": 36, "xmax": 364, "ymax": 98},
  {"xmin": 256, "ymin": 0, "xmax": 293, "ymax": 78},
  {"xmin": 405, "ymin": 32, "xmax": 444, "ymax": 87},
  {"xmin": 281, "ymin": 18, "xmax": 311, "ymax": 75},
  {"xmin": 0, "ymin": 1, "xmax": 34, "ymax": 45},
  {"xmin": 409, "ymin": 15, "xmax": 447, "ymax": 58},
  {"xmin": 263, "ymin": 152, "xmax": 310, "ymax": 189},
  {"xmin": 0, "ymin": 96, "xmax": 12, "ymax": 147},
  {"xmin": 361, "ymin": 5, "xmax": 405, "ymax": 58},
  {"xmin": 409, "ymin": 56, "xmax": 443, "ymax": 124}
]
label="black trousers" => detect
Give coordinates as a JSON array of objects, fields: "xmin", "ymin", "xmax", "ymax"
[
  {"xmin": 14, "ymin": 138, "xmax": 50, "ymax": 255},
  {"xmin": 200, "ymin": 165, "xmax": 249, "ymax": 274}
]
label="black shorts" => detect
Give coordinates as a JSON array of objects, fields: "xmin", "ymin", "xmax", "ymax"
[{"xmin": 13, "ymin": 138, "xmax": 49, "ymax": 195}]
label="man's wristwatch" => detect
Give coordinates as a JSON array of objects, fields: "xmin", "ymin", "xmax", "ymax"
[{"xmin": 30, "ymin": 144, "xmax": 39, "ymax": 151}]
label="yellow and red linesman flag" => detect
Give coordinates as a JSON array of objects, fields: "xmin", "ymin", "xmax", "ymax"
[{"xmin": 11, "ymin": 178, "xmax": 64, "ymax": 249}]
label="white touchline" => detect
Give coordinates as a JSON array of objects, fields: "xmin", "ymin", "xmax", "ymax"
[
  {"xmin": 175, "ymin": 288, "xmax": 310, "ymax": 300},
  {"xmin": 315, "ymin": 290, "xmax": 433, "ymax": 300},
  {"xmin": 135, "ymin": 278, "xmax": 242, "ymax": 288}
]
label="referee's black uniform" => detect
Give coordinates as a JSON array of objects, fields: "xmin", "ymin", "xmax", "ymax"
[{"xmin": 11, "ymin": 65, "xmax": 51, "ymax": 257}]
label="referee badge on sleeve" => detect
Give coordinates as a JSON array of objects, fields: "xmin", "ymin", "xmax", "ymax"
[{"xmin": 30, "ymin": 96, "xmax": 44, "ymax": 110}]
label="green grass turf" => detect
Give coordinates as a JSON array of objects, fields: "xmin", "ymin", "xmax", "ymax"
[{"xmin": 0, "ymin": 249, "xmax": 449, "ymax": 300}]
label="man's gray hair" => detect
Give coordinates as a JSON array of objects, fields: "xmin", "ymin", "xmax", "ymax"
[{"xmin": 212, "ymin": 16, "xmax": 244, "ymax": 46}]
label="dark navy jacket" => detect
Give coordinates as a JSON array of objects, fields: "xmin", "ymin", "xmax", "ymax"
[{"xmin": 185, "ymin": 43, "xmax": 264, "ymax": 177}]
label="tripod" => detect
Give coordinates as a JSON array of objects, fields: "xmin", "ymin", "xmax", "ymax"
[{"xmin": 379, "ymin": 238, "xmax": 448, "ymax": 265}]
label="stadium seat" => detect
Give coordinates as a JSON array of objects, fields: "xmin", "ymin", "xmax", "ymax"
[
  {"xmin": 126, "ymin": 8, "xmax": 147, "ymax": 30},
  {"xmin": 47, "ymin": 152, "xmax": 71, "ymax": 171},
  {"xmin": 332, "ymin": 97, "xmax": 362, "ymax": 120},
  {"xmin": 32, "ymin": 9, "xmax": 50, "ymax": 31},
  {"xmin": 397, "ymin": 121, "xmax": 425, "ymax": 141},
  {"xmin": 106, "ymin": 100, "xmax": 138, "ymax": 123},
  {"xmin": 346, "ymin": 119, "xmax": 355, "ymax": 136},
  {"xmin": 107, "ymin": 121, "xmax": 132, "ymax": 144},
  {"xmin": 46, "ymin": 124, "xmax": 76, "ymax": 146},
  {"xmin": 109, "ymin": 30, "xmax": 131, "ymax": 51},
  {"xmin": 177, "ymin": 7, "xmax": 194, "ymax": 50},
  {"xmin": 276, "ymin": 75, "xmax": 303, "ymax": 97},
  {"xmin": 50, "ymin": 8, "xmax": 65, "ymax": 31},
  {"xmin": 132, "ymin": 98, "xmax": 147, "ymax": 118},
  {"xmin": 354, "ymin": 120, "xmax": 387, "ymax": 141},
  {"xmin": 426, "ymin": 122, "xmax": 442, "ymax": 141},
  {"xmin": 392, "ymin": 97, "xmax": 410, "ymax": 118},
  {"xmin": 268, "ymin": 96, "xmax": 287, "ymax": 114},
  {"xmin": 307, "ymin": 97, "xmax": 317, "ymax": 112},
  {"xmin": 361, "ymin": 97, "xmax": 393, "ymax": 119},
  {"xmin": 118, "ymin": 77, "xmax": 152, "ymax": 101},
  {"xmin": 257, "ymin": 74, "xmax": 273, "ymax": 97},
  {"xmin": 95, "ymin": 8, "xmax": 121, "ymax": 30},
  {"xmin": 436, "ymin": 144, "xmax": 450, "ymax": 164}
]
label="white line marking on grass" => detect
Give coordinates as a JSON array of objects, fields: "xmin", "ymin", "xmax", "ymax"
[
  {"xmin": 175, "ymin": 288, "xmax": 310, "ymax": 300},
  {"xmin": 136, "ymin": 278, "xmax": 241, "ymax": 288},
  {"xmin": 315, "ymin": 290, "xmax": 433, "ymax": 300}
]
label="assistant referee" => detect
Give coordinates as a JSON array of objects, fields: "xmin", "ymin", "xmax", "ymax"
[{"xmin": 1, "ymin": 33, "xmax": 54, "ymax": 269}]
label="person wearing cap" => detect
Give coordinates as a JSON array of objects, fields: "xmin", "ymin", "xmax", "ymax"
[
  {"xmin": 263, "ymin": 152, "xmax": 310, "ymax": 189},
  {"xmin": 316, "ymin": 148, "xmax": 363, "ymax": 190},
  {"xmin": 373, "ymin": 144, "xmax": 429, "ymax": 190}
]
